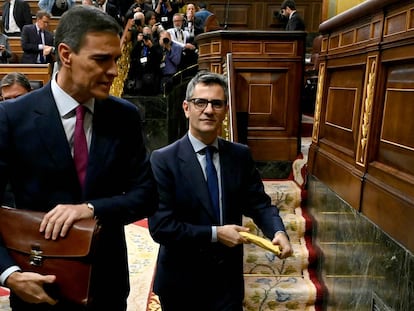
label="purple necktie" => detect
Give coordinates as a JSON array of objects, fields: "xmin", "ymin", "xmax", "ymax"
[{"xmin": 74, "ymin": 105, "xmax": 88, "ymax": 188}]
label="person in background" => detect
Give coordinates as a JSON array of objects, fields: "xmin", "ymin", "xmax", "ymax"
[
  {"xmin": 0, "ymin": 23, "xmax": 12, "ymax": 63},
  {"xmin": 95, "ymin": 0, "xmax": 123, "ymax": 26},
  {"xmin": 166, "ymin": 12, "xmax": 198, "ymax": 72},
  {"xmin": 274, "ymin": 0, "xmax": 305, "ymax": 31},
  {"xmin": 145, "ymin": 10, "xmax": 163, "ymax": 42},
  {"xmin": 194, "ymin": 2, "xmax": 212, "ymax": 28},
  {"xmin": 38, "ymin": 0, "xmax": 77, "ymax": 17},
  {"xmin": 1, "ymin": 0, "xmax": 32, "ymax": 37},
  {"xmin": 0, "ymin": 5, "xmax": 158, "ymax": 311},
  {"xmin": 148, "ymin": 71, "xmax": 293, "ymax": 311},
  {"xmin": 183, "ymin": 3, "xmax": 203, "ymax": 38},
  {"xmin": 124, "ymin": 0, "xmax": 152, "ymax": 21},
  {"xmin": 124, "ymin": 26, "xmax": 162, "ymax": 96},
  {"xmin": 154, "ymin": 0, "xmax": 177, "ymax": 30},
  {"xmin": 0, "ymin": 72, "xmax": 32, "ymax": 209},
  {"xmin": 0, "ymin": 71, "xmax": 31, "ymax": 101},
  {"xmin": 20, "ymin": 10, "xmax": 55, "ymax": 64},
  {"xmin": 158, "ymin": 30, "xmax": 181, "ymax": 94}
]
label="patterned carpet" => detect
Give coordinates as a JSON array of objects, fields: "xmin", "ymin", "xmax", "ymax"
[{"xmin": 0, "ymin": 154, "xmax": 323, "ymax": 311}]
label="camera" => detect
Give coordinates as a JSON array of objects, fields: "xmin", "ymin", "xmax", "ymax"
[
  {"xmin": 162, "ymin": 37, "xmax": 170, "ymax": 44},
  {"xmin": 143, "ymin": 34, "xmax": 150, "ymax": 40},
  {"xmin": 134, "ymin": 18, "xmax": 142, "ymax": 26}
]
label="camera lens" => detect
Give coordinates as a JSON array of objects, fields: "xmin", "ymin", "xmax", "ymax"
[{"xmin": 163, "ymin": 37, "xmax": 170, "ymax": 44}]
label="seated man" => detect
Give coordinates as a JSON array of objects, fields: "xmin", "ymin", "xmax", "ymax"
[
  {"xmin": 0, "ymin": 72, "xmax": 31, "ymax": 101},
  {"xmin": 0, "ymin": 72, "xmax": 32, "ymax": 208}
]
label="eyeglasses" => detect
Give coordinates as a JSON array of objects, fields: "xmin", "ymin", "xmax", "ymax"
[{"xmin": 189, "ymin": 98, "xmax": 227, "ymax": 110}]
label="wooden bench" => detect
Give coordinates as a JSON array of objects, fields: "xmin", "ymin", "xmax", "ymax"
[
  {"xmin": 0, "ymin": 63, "xmax": 52, "ymax": 86},
  {"xmin": 7, "ymin": 37, "xmax": 22, "ymax": 63}
]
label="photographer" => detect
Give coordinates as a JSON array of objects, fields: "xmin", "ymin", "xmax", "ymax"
[
  {"xmin": 155, "ymin": 0, "xmax": 178, "ymax": 30},
  {"xmin": 159, "ymin": 30, "xmax": 181, "ymax": 94},
  {"xmin": 167, "ymin": 13, "xmax": 198, "ymax": 72},
  {"xmin": 125, "ymin": 0, "xmax": 152, "ymax": 20},
  {"xmin": 125, "ymin": 26, "xmax": 163, "ymax": 96}
]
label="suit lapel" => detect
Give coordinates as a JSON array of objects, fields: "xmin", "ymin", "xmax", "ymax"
[
  {"xmin": 178, "ymin": 135, "xmax": 218, "ymax": 221},
  {"xmin": 33, "ymin": 85, "xmax": 76, "ymax": 170},
  {"xmin": 83, "ymin": 99, "xmax": 115, "ymax": 188}
]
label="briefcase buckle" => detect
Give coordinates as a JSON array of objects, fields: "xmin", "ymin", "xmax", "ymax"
[{"xmin": 30, "ymin": 247, "xmax": 43, "ymax": 266}]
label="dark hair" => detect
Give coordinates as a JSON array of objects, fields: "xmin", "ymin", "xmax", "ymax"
[
  {"xmin": 0, "ymin": 72, "xmax": 32, "ymax": 92},
  {"xmin": 185, "ymin": 71, "xmax": 228, "ymax": 103},
  {"xmin": 54, "ymin": 5, "xmax": 122, "ymax": 65},
  {"xmin": 281, "ymin": 0, "xmax": 296, "ymax": 10},
  {"xmin": 145, "ymin": 10, "xmax": 157, "ymax": 25},
  {"xmin": 36, "ymin": 10, "xmax": 51, "ymax": 20},
  {"xmin": 198, "ymin": 2, "xmax": 207, "ymax": 9}
]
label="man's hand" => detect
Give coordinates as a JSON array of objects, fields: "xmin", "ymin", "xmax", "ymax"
[
  {"xmin": 43, "ymin": 45, "xmax": 54, "ymax": 56},
  {"xmin": 39, "ymin": 203, "xmax": 94, "ymax": 240},
  {"xmin": 216, "ymin": 225, "xmax": 250, "ymax": 247},
  {"xmin": 5, "ymin": 271, "xmax": 57, "ymax": 305},
  {"xmin": 272, "ymin": 231, "xmax": 293, "ymax": 259}
]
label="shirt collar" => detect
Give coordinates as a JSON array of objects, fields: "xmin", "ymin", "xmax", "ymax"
[
  {"xmin": 51, "ymin": 72, "xmax": 95, "ymax": 118},
  {"xmin": 188, "ymin": 131, "xmax": 218, "ymax": 153}
]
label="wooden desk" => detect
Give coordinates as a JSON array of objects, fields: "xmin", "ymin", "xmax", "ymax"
[{"xmin": 196, "ymin": 30, "xmax": 306, "ymax": 162}]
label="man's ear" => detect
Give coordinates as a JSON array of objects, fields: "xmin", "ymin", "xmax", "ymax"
[
  {"xmin": 58, "ymin": 43, "xmax": 72, "ymax": 67},
  {"xmin": 182, "ymin": 100, "xmax": 190, "ymax": 119}
]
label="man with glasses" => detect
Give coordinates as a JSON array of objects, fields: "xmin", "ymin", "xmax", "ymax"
[
  {"xmin": 148, "ymin": 71, "xmax": 293, "ymax": 311},
  {"xmin": 20, "ymin": 10, "xmax": 55, "ymax": 64}
]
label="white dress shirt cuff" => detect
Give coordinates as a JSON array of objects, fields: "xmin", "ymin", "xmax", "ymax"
[
  {"xmin": 211, "ymin": 226, "xmax": 218, "ymax": 242},
  {"xmin": 0, "ymin": 266, "xmax": 21, "ymax": 286}
]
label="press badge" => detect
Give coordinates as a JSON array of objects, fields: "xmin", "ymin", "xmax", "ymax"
[{"xmin": 140, "ymin": 57, "xmax": 148, "ymax": 63}]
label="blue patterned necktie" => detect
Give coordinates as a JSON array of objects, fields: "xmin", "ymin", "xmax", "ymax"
[{"xmin": 205, "ymin": 146, "xmax": 220, "ymax": 222}]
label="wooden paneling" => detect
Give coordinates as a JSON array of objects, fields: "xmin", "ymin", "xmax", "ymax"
[
  {"xmin": 197, "ymin": 30, "xmax": 306, "ymax": 161},
  {"xmin": 309, "ymin": 0, "xmax": 414, "ymax": 252},
  {"xmin": 201, "ymin": 0, "xmax": 322, "ymax": 33},
  {"xmin": 0, "ymin": 63, "xmax": 52, "ymax": 86}
]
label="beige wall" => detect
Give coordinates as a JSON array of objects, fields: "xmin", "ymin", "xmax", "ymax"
[{"xmin": 323, "ymin": 0, "xmax": 366, "ymax": 20}]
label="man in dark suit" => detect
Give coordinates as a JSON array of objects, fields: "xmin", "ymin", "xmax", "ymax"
[
  {"xmin": 1, "ymin": 0, "xmax": 33, "ymax": 36},
  {"xmin": 96, "ymin": 0, "xmax": 123, "ymax": 26},
  {"xmin": 0, "ymin": 5, "xmax": 158, "ymax": 311},
  {"xmin": 20, "ymin": 10, "xmax": 55, "ymax": 64},
  {"xmin": 275, "ymin": 0, "xmax": 305, "ymax": 31},
  {"xmin": 148, "ymin": 72, "xmax": 293, "ymax": 311}
]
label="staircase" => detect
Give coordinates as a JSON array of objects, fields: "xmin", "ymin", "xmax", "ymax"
[
  {"xmin": 0, "ymin": 151, "xmax": 324, "ymax": 311},
  {"xmin": 241, "ymin": 153, "xmax": 323, "ymax": 311}
]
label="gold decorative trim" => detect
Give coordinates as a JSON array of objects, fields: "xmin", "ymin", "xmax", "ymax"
[
  {"xmin": 110, "ymin": 41, "xmax": 132, "ymax": 98},
  {"xmin": 312, "ymin": 62, "xmax": 325, "ymax": 143},
  {"xmin": 356, "ymin": 56, "xmax": 377, "ymax": 166}
]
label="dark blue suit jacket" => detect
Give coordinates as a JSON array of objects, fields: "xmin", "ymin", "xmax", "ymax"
[
  {"xmin": 148, "ymin": 134, "xmax": 286, "ymax": 309},
  {"xmin": 21, "ymin": 24, "xmax": 55, "ymax": 64},
  {"xmin": 0, "ymin": 83, "xmax": 158, "ymax": 309},
  {"xmin": 286, "ymin": 11, "xmax": 305, "ymax": 31}
]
